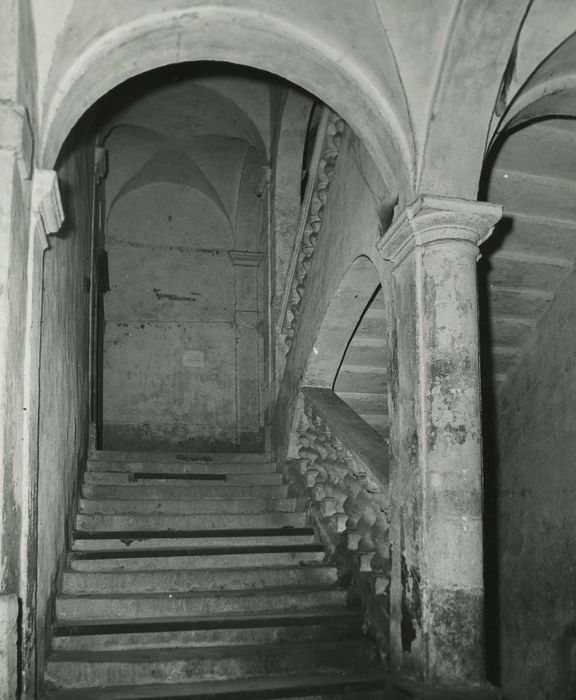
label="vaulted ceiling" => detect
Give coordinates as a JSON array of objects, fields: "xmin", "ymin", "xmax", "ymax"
[{"xmin": 100, "ymin": 68, "xmax": 276, "ymax": 229}]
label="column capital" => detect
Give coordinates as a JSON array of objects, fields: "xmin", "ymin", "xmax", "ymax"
[{"xmin": 377, "ymin": 195, "xmax": 502, "ymax": 265}]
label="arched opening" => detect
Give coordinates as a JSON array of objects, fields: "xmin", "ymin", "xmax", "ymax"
[
  {"xmin": 30, "ymin": 12, "xmax": 408, "ymax": 691},
  {"xmin": 32, "ymin": 48, "xmax": 404, "ymax": 693},
  {"xmin": 304, "ymin": 255, "xmax": 388, "ymax": 439},
  {"xmin": 38, "ymin": 6, "xmax": 412, "ymax": 193}
]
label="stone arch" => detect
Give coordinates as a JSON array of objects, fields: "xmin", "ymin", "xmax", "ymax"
[
  {"xmin": 39, "ymin": 5, "xmax": 412, "ymax": 195},
  {"xmin": 304, "ymin": 255, "xmax": 382, "ymax": 388},
  {"xmin": 493, "ymin": 30, "xmax": 576, "ymax": 138}
]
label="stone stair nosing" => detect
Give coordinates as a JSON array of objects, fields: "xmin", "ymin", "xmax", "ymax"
[
  {"xmin": 43, "ymin": 673, "xmax": 391, "ymax": 699},
  {"xmin": 77, "ymin": 496, "xmax": 299, "ymax": 515},
  {"xmin": 45, "ymin": 638, "xmax": 379, "ymax": 688},
  {"xmin": 75, "ymin": 511, "xmax": 308, "ymax": 531}
]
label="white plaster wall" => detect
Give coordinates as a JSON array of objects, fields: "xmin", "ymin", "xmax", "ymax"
[{"xmin": 103, "ymin": 183, "xmax": 239, "ymax": 451}]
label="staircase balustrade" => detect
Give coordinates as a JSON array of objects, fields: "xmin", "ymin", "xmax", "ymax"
[
  {"xmin": 286, "ymin": 386, "xmax": 391, "ymax": 654},
  {"xmin": 280, "ymin": 108, "xmax": 346, "ymax": 351}
]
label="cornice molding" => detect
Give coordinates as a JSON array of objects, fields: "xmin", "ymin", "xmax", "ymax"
[
  {"xmin": 377, "ymin": 195, "xmax": 502, "ymax": 266},
  {"xmin": 30, "ymin": 169, "xmax": 64, "ymax": 250}
]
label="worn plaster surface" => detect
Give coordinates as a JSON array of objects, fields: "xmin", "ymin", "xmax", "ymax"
[
  {"xmin": 36, "ymin": 127, "xmax": 94, "ymax": 674},
  {"xmin": 497, "ymin": 267, "xmax": 576, "ymax": 700}
]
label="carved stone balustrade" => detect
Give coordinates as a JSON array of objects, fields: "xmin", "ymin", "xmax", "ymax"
[
  {"xmin": 280, "ymin": 109, "xmax": 346, "ymax": 350},
  {"xmin": 286, "ymin": 386, "xmax": 391, "ymax": 653}
]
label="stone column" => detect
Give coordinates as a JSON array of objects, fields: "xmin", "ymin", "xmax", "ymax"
[
  {"xmin": 376, "ymin": 195, "xmax": 501, "ymax": 687},
  {"xmin": 229, "ymin": 251, "xmax": 263, "ymax": 450},
  {"xmin": 0, "ymin": 594, "xmax": 18, "ymax": 698}
]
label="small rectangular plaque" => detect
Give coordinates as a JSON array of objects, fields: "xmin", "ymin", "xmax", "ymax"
[{"xmin": 182, "ymin": 350, "xmax": 205, "ymax": 367}]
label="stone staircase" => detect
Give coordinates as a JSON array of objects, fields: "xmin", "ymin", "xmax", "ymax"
[
  {"xmin": 43, "ymin": 451, "xmax": 388, "ymax": 699},
  {"xmin": 335, "ymin": 288, "xmax": 388, "ymax": 440}
]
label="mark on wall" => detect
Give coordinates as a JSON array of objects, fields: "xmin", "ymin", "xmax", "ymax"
[
  {"xmin": 153, "ymin": 288, "xmax": 201, "ymax": 302},
  {"xmin": 182, "ymin": 350, "xmax": 205, "ymax": 368}
]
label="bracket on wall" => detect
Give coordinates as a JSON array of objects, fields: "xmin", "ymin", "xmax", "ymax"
[{"xmin": 30, "ymin": 169, "xmax": 65, "ymax": 250}]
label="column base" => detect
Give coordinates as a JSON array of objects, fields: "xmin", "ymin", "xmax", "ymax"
[
  {"xmin": 428, "ymin": 586, "xmax": 484, "ymax": 685},
  {"xmin": 0, "ymin": 594, "xmax": 19, "ymax": 699}
]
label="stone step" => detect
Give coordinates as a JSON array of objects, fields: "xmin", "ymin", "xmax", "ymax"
[
  {"xmin": 89, "ymin": 450, "xmax": 274, "ymax": 462},
  {"xmin": 83, "ymin": 471, "xmax": 284, "ymax": 486},
  {"xmin": 43, "ymin": 672, "xmax": 387, "ymax": 699},
  {"xmin": 87, "ymin": 459, "xmax": 277, "ymax": 474},
  {"xmin": 62, "ymin": 564, "xmax": 337, "ymax": 594},
  {"xmin": 67, "ymin": 544, "xmax": 326, "ymax": 572},
  {"xmin": 45, "ymin": 448, "xmax": 386, "ymax": 698},
  {"xmin": 75, "ymin": 512, "xmax": 307, "ymax": 532},
  {"xmin": 336, "ymin": 392, "xmax": 388, "ymax": 416},
  {"xmin": 335, "ymin": 369, "xmax": 387, "ymax": 395},
  {"xmin": 82, "ymin": 483, "xmax": 288, "ymax": 500},
  {"xmin": 44, "ymin": 639, "xmax": 378, "ymax": 689},
  {"xmin": 86, "ymin": 459, "xmax": 278, "ymax": 474},
  {"xmin": 56, "ymin": 587, "xmax": 349, "ymax": 621},
  {"xmin": 52, "ymin": 610, "xmax": 361, "ymax": 651},
  {"xmin": 89, "ymin": 451, "xmax": 274, "ymax": 463},
  {"xmin": 72, "ymin": 527, "xmax": 315, "ymax": 551},
  {"xmin": 78, "ymin": 497, "xmax": 298, "ymax": 516}
]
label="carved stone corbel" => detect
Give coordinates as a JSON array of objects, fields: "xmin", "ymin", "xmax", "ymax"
[{"xmin": 29, "ymin": 170, "xmax": 64, "ymax": 250}]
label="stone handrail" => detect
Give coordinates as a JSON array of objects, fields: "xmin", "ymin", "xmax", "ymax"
[
  {"xmin": 280, "ymin": 108, "xmax": 345, "ymax": 351},
  {"xmin": 286, "ymin": 386, "xmax": 391, "ymax": 650}
]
